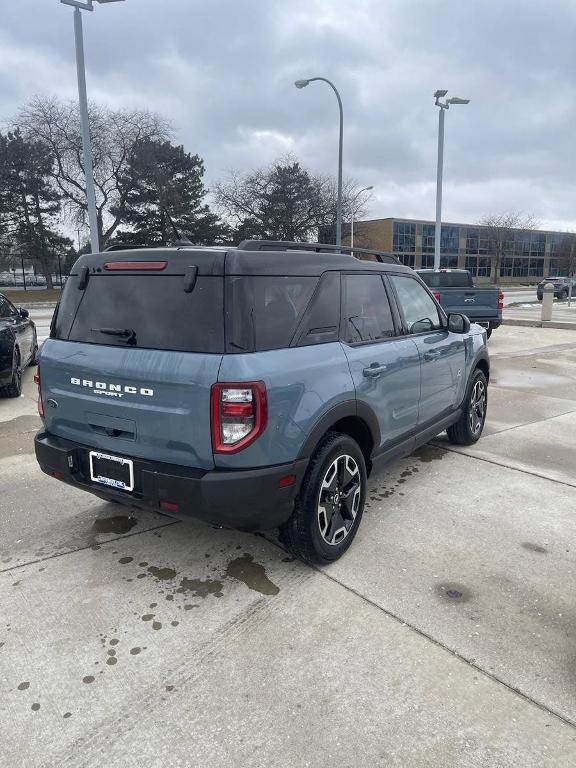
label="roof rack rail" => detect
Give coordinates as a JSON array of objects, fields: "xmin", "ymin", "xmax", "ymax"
[
  {"xmin": 237, "ymin": 239, "xmax": 399, "ymax": 264},
  {"xmin": 103, "ymin": 244, "xmax": 149, "ymax": 252}
]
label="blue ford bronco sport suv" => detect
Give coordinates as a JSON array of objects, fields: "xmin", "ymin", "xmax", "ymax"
[{"xmin": 34, "ymin": 240, "xmax": 489, "ymax": 564}]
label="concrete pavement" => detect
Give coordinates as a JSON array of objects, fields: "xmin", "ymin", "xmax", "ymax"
[{"xmin": 2, "ymin": 327, "xmax": 576, "ymax": 766}]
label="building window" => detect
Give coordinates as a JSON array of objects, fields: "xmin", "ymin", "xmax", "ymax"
[
  {"xmin": 465, "ymin": 256, "xmax": 492, "ymax": 277},
  {"xmin": 421, "ymin": 224, "xmax": 459, "ymax": 254},
  {"xmin": 422, "ymin": 224, "xmax": 435, "ymax": 254},
  {"xmin": 396, "ymin": 254, "xmax": 415, "ymax": 268},
  {"xmin": 499, "ymin": 257, "xmax": 543, "ymax": 278},
  {"xmin": 393, "ymin": 222, "xmax": 416, "ymax": 253},
  {"xmin": 440, "ymin": 254, "xmax": 459, "ymax": 269},
  {"xmin": 465, "ymin": 228, "xmax": 479, "ymax": 254},
  {"xmin": 420, "ymin": 254, "xmax": 435, "ymax": 268}
]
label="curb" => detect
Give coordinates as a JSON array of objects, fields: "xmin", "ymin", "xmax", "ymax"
[{"xmin": 503, "ymin": 318, "xmax": 576, "ymax": 331}]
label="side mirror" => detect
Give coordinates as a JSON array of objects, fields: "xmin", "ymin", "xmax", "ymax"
[
  {"xmin": 18, "ymin": 307, "xmax": 30, "ymax": 319},
  {"xmin": 447, "ymin": 313, "xmax": 470, "ymax": 334}
]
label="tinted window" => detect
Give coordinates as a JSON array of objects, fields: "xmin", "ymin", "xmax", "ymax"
[
  {"xmin": 341, "ymin": 274, "xmax": 395, "ymax": 344},
  {"xmin": 391, "ymin": 275, "xmax": 442, "ymax": 334},
  {"xmin": 418, "ymin": 271, "xmax": 472, "ymax": 288},
  {"xmin": 0, "ymin": 297, "xmax": 15, "ymax": 318},
  {"xmin": 226, "ymin": 276, "xmax": 318, "ymax": 352},
  {"xmin": 295, "ymin": 272, "xmax": 340, "ymax": 347},
  {"xmin": 59, "ymin": 275, "xmax": 224, "ymax": 353}
]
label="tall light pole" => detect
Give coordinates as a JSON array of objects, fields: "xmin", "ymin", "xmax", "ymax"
[
  {"xmin": 433, "ymin": 90, "xmax": 470, "ymax": 271},
  {"xmin": 295, "ymin": 77, "xmax": 344, "ymax": 247},
  {"xmin": 61, "ymin": 0, "xmax": 125, "ymax": 254},
  {"xmin": 350, "ymin": 185, "xmax": 373, "ymax": 253}
]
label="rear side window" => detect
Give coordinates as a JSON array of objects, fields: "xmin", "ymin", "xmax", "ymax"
[
  {"xmin": 226, "ymin": 276, "xmax": 318, "ymax": 352},
  {"xmin": 391, "ymin": 275, "xmax": 442, "ymax": 334},
  {"xmin": 56, "ymin": 275, "xmax": 224, "ymax": 353},
  {"xmin": 419, "ymin": 272, "xmax": 472, "ymax": 288},
  {"xmin": 341, "ymin": 274, "xmax": 396, "ymax": 344}
]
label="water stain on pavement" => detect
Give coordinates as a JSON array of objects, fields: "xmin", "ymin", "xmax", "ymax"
[
  {"xmin": 522, "ymin": 542, "xmax": 548, "ymax": 554},
  {"xmin": 176, "ymin": 576, "xmax": 224, "ymax": 599},
  {"xmin": 17, "ymin": 681, "xmax": 30, "ymax": 691},
  {"xmin": 82, "ymin": 676, "xmax": 95, "ymax": 684},
  {"xmin": 435, "ymin": 583, "xmax": 472, "ymax": 602},
  {"xmin": 93, "ymin": 516, "xmax": 136, "ymax": 535},
  {"xmin": 225, "ymin": 554, "xmax": 280, "ymax": 596},
  {"xmin": 118, "ymin": 556, "xmax": 134, "ymax": 565},
  {"xmin": 147, "ymin": 565, "xmax": 177, "ymax": 581},
  {"xmin": 414, "ymin": 445, "xmax": 446, "ymax": 463}
]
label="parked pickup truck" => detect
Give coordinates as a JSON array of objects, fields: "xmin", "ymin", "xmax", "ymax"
[{"xmin": 417, "ymin": 269, "xmax": 503, "ymax": 338}]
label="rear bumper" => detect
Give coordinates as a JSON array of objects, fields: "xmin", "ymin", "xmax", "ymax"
[{"xmin": 34, "ymin": 431, "xmax": 308, "ymax": 531}]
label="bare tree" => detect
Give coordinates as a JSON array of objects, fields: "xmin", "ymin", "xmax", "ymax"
[
  {"xmin": 16, "ymin": 97, "xmax": 170, "ymax": 248},
  {"xmin": 214, "ymin": 156, "xmax": 370, "ymax": 244},
  {"xmin": 478, "ymin": 212, "xmax": 539, "ymax": 283}
]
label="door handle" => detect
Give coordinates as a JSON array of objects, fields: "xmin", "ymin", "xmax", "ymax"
[
  {"xmin": 363, "ymin": 363, "xmax": 388, "ymax": 378},
  {"xmin": 424, "ymin": 350, "xmax": 442, "ymax": 361}
]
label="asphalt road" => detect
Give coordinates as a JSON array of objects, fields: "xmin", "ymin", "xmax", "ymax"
[{"xmin": 2, "ymin": 325, "xmax": 576, "ymax": 767}]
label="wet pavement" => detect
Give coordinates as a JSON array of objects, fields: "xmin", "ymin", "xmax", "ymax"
[{"xmin": 2, "ymin": 327, "xmax": 576, "ymax": 766}]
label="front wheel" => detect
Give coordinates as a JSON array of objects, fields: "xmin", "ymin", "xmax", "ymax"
[
  {"xmin": 446, "ymin": 369, "xmax": 488, "ymax": 446},
  {"xmin": 0, "ymin": 347, "xmax": 22, "ymax": 398},
  {"xmin": 280, "ymin": 432, "xmax": 367, "ymax": 565}
]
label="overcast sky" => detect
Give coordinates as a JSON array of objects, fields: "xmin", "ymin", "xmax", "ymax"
[{"xmin": 1, "ymin": 0, "xmax": 575, "ymax": 231}]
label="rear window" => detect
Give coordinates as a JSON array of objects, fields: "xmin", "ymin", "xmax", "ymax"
[
  {"xmin": 53, "ymin": 275, "xmax": 224, "ymax": 353},
  {"xmin": 225, "ymin": 276, "xmax": 318, "ymax": 352},
  {"xmin": 418, "ymin": 271, "xmax": 472, "ymax": 288}
]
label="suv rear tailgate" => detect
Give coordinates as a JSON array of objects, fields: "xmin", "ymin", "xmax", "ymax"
[{"xmin": 39, "ymin": 339, "xmax": 221, "ymax": 470}]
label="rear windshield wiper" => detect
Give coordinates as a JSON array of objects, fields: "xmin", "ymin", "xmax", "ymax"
[{"xmin": 91, "ymin": 327, "xmax": 137, "ymax": 345}]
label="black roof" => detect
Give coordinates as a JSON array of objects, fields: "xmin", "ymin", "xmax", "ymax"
[{"xmin": 72, "ymin": 240, "xmax": 412, "ymax": 278}]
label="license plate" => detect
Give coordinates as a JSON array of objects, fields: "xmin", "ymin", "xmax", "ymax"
[{"xmin": 89, "ymin": 451, "xmax": 134, "ymax": 492}]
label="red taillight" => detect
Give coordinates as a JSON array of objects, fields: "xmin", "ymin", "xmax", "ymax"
[
  {"xmin": 498, "ymin": 291, "xmax": 504, "ymax": 310},
  {"xmin": 211, "ymin": 382, "xmax": 267, "ymax": 454},
  {"xmin": 34, "ymin": 371, "xmax": 44, "ymax": 419},
  {"xmin": 434, "ymin": 291, "xmax": 441, "ymax": 302},
  {"xmin": 103, "ymin": 261, "xmax": 167, "ymax": 271},
  {"xmin": 159, "ymin": 500, "xmax": 180, "ymax": 513}
]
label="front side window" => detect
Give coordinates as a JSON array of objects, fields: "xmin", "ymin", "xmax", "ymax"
[
  {"xmin": 390, "ymin": 275, "xmax": 442, "ymax": 334},
  {"xmin": 341, "ymin": 274, "xmax": 395, "ymax": 344},
  {"xmin": 0, "ymin": 297, "xmax": 15, "ymax": 319}
]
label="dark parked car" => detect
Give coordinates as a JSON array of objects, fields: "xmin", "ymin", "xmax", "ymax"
[
  {"xmin": 536, "ymin": 277, "xmax": 575, "ymax": 301},
  {"xmin": 0, "ymin": 293, "xmax": 38, "ymax": 397},
  {"xmin": 35, "ymin": 241, "xmax": 489, "ymax": 564}
]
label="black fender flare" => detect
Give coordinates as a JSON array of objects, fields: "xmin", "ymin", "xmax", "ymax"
[{"xmin": 297, "ymin": 399, "xmax": 381, "ymax": 460}]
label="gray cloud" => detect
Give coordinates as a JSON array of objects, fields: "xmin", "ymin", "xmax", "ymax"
[{"xmin": 1, "ymin": 0, "xmax": 575, "ymax": 230}]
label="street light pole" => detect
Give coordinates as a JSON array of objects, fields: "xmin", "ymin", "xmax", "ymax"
[
  {"xmin": 295, "ymin": 77, "xmax": 344, "ymax": 247},
  {"xmin": 61, "ymin": 0, "xmax": 125, "ymax": 254},
  {"xmin": 433, "ymin": 90, "xmax": 470, "ymax": 271}
]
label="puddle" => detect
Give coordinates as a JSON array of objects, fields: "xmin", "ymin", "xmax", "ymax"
[
  {"xmin": 414, "ymin": 445, "xmax": 446, "ymax": 463},
  {"xmin": 147, "ymin": 565, "xmax": 177, "ymax": 581},
  {"xmin": 93, "ymin": 516, "xmax": 137, "ymax": 535},
  {"xmin": 225, "ymin": 554, "xmax": 280, "ymax": 596},
  {"xmin": 176, "ymin": 577, "xmax": 224, "ymax": 599},
  {"xmin": 435, "ymin": 583, "xmax": 472, "ymax": 602}
]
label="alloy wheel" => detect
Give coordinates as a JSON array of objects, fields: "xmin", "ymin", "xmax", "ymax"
[
  {"xmin": 468, "ymin": 380, "xmax": 486, "ymax": 436},
  {"xmin": 317, "ymin": 454, "xmax": 362, "ymax": 546}
]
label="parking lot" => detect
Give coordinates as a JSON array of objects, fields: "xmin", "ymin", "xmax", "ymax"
[{"xmin": 2, "ymin": 323, "xmax": 576, "ymax": 767}]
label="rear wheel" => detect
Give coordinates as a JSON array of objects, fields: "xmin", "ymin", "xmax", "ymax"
[
  {"xmin": 0, "ymin": 347, "xmax": 22, "ymax": 398},
  {"xmin": 561, "ymin": 289, "xmax": 569, "ymax": 300},
  {"xmin": 446, "ymin": 369, "xmax": 488, "ymax": 446},
  {"xmin": 280, "ymin": 432, "xmax": 367, "ymax": 565},
  {"xmin": 29, "ymin": 332, "xmax": 39, "ymax": 366},
  {"xmin": 485, "ymin": 327, "xmax": 493, "ymax": 339}
]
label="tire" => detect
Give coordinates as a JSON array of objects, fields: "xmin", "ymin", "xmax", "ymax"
[
  {"xmin": 485, "ymin": 327, "xmax": 493, "ymax": 339},
  {"xmin": 0, "ymin": 347, "xmax": 22, "ymax": 398},
  {"xmin": 561, "ymin": 290, "xmax": 569, "ymax": 300},
  {"xmin": 446, "ymin": 369, "xmax": 488, "ymax": 446},
  {"xmin": 280, "ymin": 432, "xmax": 367, "ymax": 565},
  {"xmin": 29, "ymin": 333, "xmax": 39, "ymax": 366}
]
